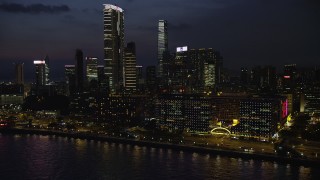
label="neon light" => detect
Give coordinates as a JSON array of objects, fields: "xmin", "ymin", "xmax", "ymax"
[
  {"xmin": 284, "ymin": 76, "xmax": 290, "ymax": 79},
  {"xmin": 282, "ymin": 99, "xmax": 288, "ymax": 118},
  {"xmin": 210, "ymin": 127, "xmax": 231, "ymax": 135}
]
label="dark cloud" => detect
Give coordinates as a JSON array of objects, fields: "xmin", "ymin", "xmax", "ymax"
[
  {"xmin": 64, "ymin": 15, "xmax": 76, "ymax": 20},
  {"xmin": 0, "ymin": 3, "xmax": 70, "ymax": 14}
]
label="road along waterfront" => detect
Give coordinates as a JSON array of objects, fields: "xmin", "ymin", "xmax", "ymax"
[{"xmin": 1, "ymin": 127, "xmax": 320, "ymax": 168}]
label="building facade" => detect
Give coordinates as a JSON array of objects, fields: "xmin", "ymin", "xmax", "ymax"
[
  {"xmin": 86, "ymin": 57, "xmax": 98, "ymax": 83},
  {"xmin": 189, "ymin": 48, "xmax": 221, "ymax": 92},
  {"xmin": 157, "ymin": 20, "xmax": 168, "ymax": 78},
  {"xmin": 34, "ymin": 60, "xmax": 48, "ymax": 86},
  {"xmin": 156, "ymin": 94, "xmax": 212, "ymax": 132},
  {"xmin": 232, "ymin": 96, "xmax": 287, "ymax": 139},
  {"xmin": 0, "ymin": 84, "xmax": 24, "ymax": 105},
  {"xmin": 124, "ymin": 42, "xmax": 137, "ymax": 93},
  {"xmin": 103, "ymin": 4, "xmax": 124, "ymax": 93}
]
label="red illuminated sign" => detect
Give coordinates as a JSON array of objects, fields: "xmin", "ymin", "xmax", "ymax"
[{"xmin": 282, "ymin": 99, "xmax": 288, "ymax": 118}]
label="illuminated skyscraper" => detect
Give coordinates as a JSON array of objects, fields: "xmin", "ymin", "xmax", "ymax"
[
  {"xmin": 103, "ymin": 4, "xmax": 124, "ymax": 93},
  {"xmin": 34, "ymin": 60, "xmax": 46, "ymax": 86},
  {"xmin": 33, "ymin": 55, "xmax": 50, "ymax": 87},
  {"xmin": 86, "ymin": 57, "xmax": 98, "ymax": 83},
  {"xmin": 124, "ymin": 42, "xmax": 137, "ymax": 93},
  {"xmin": 14, "ymin": 63, "xmax": 24, "ymax": 85},
  {"xmin": 158, "ymin": 20, "xmax": 168, "ymax": 77}
]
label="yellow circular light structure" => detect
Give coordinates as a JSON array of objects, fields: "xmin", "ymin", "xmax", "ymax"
[{"xmin": 210, "ymin": 127, "xmax": 231, "ymax": 135}]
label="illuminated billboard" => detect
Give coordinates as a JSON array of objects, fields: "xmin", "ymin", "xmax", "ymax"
[
  {"xmin": 33, "ymin": 60, "xmax": 45, "ymax": 64},
  {"xmin": 176, "ymin": 46, "xmax": 188, "ymax": 52}
]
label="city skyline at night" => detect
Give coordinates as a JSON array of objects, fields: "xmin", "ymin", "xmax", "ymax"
[
  {"xmin": 1, "ymin": 0, "xmax": 320, "ymax": 81},
  {"xmin": 1, "ymin": 2, "xmax": 320, "ymax": 179}
]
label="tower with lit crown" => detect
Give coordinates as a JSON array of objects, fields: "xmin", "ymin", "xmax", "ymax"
[{"xmin": 103, "ymin": 4, "xmax": 124, "ymax": 93}]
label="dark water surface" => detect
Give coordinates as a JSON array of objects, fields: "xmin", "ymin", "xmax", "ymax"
[{"xmin": 0, "ymin": 134, "xmax": 319, "ymax": 179}]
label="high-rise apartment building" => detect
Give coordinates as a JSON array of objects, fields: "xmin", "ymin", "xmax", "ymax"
[
  {"xmin": 124, "ymin": 42, "xmax": 137, "ymax": 93},
  {"xmin": 14, "ymin": 63, "xmax": 24, "ymax": 85},
  {"xmin": 158, "ymin": 20, "xmax": 168, "ymax": 77},
  {"xmin": 103, "ymin": 4, "xmax": 124, "ymax": 93},
  {"xmin": 86, "ymin": 57, "xmax": 98, "ymax": 83}
]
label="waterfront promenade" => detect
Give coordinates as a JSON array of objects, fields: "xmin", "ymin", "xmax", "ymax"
[{"xmin": 1, "ymin": 127, "xmax": 319, "ymax": 167}]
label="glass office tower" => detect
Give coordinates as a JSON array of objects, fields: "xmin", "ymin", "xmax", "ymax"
[
  {"xmin": 103, "ymin": 4, "xmax": 124, "ymax": 93},
  {"xmin": 157, "ymin": 20, "xmax": 168, "ymax": 78}
]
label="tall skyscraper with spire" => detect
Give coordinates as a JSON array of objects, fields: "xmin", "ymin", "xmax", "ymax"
[
  {"xmin": 103, "ymin": 4, "xmax": 124, "ymax": 93},
  {"xmin": 157, "ymin": 20, "xmax": 168, "ymax": 78}
]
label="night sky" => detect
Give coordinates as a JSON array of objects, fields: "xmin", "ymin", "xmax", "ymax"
[{"xmin": 0, "ymin": 0, "xmax": 319, "ymax": 81}]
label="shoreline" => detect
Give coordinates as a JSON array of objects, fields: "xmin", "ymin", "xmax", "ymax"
[{"xmin": 1, "ymin": 127, "xmax": 319, "ymax": 167}]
